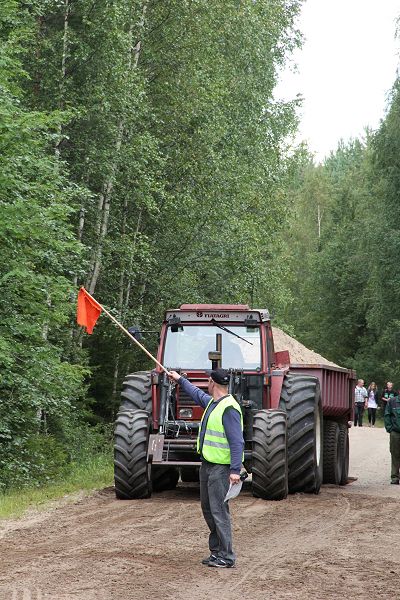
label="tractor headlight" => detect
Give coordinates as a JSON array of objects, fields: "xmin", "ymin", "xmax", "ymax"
[{"xmin": 179, "ymin": 408, "xmax": 193, "ymax": 418}]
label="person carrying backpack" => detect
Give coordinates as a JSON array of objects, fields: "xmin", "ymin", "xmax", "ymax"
[
  {"xmin": 384, "ymin": 388, "xmax": 400, "ymax": 484},
  {"xmin": 381, "ymin": 382, "xmax": 396, "ymax": 415}
]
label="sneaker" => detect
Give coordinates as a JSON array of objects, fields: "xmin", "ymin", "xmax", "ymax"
[
  {"xmin": 390, "ymin": 480, "xmax": 399, "ymax": 485},
  {"xmin": 208, "ymin": 557, "xmax": 235, "ymax": 568},
  {"xmin": 201, "ymin": 554, "xmax": 218, "ymax": 565}
]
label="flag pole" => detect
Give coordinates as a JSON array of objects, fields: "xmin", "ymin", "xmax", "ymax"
[{"xmin": 84, "ymin": 290, "xmax": 169, "ymax": 374}]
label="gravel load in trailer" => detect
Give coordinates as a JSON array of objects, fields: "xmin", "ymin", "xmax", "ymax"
[{"xmin": 272, "ymin": 327, "xmax": 340, "ymax": 367}]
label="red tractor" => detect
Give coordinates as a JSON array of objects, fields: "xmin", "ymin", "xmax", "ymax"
[{"xmin": 114, "ymin": 304, "xmax": 355, "ymax": 500}]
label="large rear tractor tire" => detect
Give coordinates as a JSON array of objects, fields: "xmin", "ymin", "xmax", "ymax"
[
  {"xmin": 114, "ymin": 410, "xmax": 152, "ymax": 499},
  {"xmin": 323, "ymin": 420, "xmax": 342, "ymax": 485},
  {"xmin": 152, "ymin": 466, "xmax": 180, "ymax": 492},
  {"xmin": 120, "ymin": 371, "xmax": 152, "ymax": 413},
  {"xmin": 252, "ymin": 409, "xmax": 288, "ymax": 500},
  {"xmin": 338, "ymin": 423, "xmax": 349, "ymax": 485},
  {"xmin": 279, "ymin": 373, "xmax": 323, "ymax": 494}
]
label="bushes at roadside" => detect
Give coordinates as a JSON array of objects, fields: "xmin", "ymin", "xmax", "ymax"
[{"xmin": 0, "ymin": 423, "xmax": 113, "ymax": 492}]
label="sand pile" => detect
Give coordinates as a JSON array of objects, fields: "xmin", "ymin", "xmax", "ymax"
[{"xmin": 272, "ymin": 326, "xmax": 340, "ymax": 368}]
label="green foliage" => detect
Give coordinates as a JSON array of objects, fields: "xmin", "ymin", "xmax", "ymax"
[
  {"xmin": 285, "ymin": 77, "xmax": 400, "ymax": 387},
  {"xmin": 0, "ymin": 2, "xmax": 88, "ymax": 490},
  {"xmin": 1, "ymin": 0, "xmax": 305, "ymax": 489}
]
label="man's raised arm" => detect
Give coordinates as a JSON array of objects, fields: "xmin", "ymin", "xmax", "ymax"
[{"xmin": 168, "ymin": 370, "xmax": 211, "ymax": 409}]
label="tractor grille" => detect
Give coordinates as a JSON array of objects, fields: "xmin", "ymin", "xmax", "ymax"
[
  {"xmin": 177, "ymin": 384, "xmax": 208, "ymax": 406},
  {"xmin": 177, "ymin": 389, "xmax": 195, "ymax": 406}
]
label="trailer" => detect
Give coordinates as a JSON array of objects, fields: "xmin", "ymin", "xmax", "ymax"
[{"xmin": 114, "ymin": 304, "xmax": 356, "ymax": 500}]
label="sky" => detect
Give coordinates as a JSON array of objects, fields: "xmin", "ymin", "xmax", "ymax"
[{"xmin": 275, "ymin": 0, "xmax": 400, "ymax": 161}]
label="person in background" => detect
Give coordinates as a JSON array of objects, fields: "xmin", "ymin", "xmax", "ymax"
[
  {"xmin": 384, "ymin": 388, "xmax": 400, "ymax": 484},
  {"xmin": 366, "ymin": 382, "xmax": 379, "ymax": 427},
  {"xmin": 381, "ymin": 382, "xmax": 396, "ymax": 416},
  {"xmin": 354, "ymin": 379, "xmax": 368, "ymax": 427}
]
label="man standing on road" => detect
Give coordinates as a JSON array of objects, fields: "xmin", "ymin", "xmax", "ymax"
[
  {"xmin": 354, "ymin": 379, "xmax": 368, "ymax": 427},
  {"xmin": 384, "ymin": 388, "xmax": 400, "ymax": 484},
  {"xmin": 168, "ymin": 368, "xmax": 244, "ymax": 568},
  {"xmin": 381, "ymin": 381, "xmax": 396, "ymax": 416}
]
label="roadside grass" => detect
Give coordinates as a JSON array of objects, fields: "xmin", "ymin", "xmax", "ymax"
[{"xmin": 0, "ymin": 454, "xmax": 113, "ymax": 520}]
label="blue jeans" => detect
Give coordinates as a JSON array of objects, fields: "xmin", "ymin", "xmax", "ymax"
[
  {"xmin": 354, "ymin": 403, "xmax": 365, "ymax": 426},
  {"xmin": 199, "ymin": 462, "xmax": 235, "ymax": 562}
]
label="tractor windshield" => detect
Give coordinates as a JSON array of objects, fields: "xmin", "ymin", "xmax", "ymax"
[{"xmin": 163, "ymin": 325, "xmax": 261, "ymax": 370}]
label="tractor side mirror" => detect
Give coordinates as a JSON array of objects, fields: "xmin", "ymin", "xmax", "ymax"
[
  {"xmin": 128, "ymin": 324, "xmax": 143, "ymax": 340},
  {"xmin": 245, "ymin": 316, "xmax": 258, "ymax": 329},
  {"xmin": 168, "ymin": 315, "xmax": 183, "ymax": 332}
]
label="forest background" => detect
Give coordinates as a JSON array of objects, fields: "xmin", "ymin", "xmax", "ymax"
[{"xmin": 1, "ymin": 0, "xmax": 399, "ymax": 491}]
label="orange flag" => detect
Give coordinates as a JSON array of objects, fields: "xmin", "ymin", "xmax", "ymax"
[{"xmin": 76, "ymin": 287, "xmax": 102, "ymax": 334}]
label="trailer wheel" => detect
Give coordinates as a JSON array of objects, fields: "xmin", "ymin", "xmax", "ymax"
[
  {"xmin": 323, "ymin": 420, "xmax": 342, "ymax": 485},
  {"xmin": 120, "ymin": 371, "xmax": 152, "ymax": 413},
  {"xmin": 279, "ymin": 373, "xmax": 323, "ymax": 494},
  {"xmin": 252, "ymin": 409, "xmax": 288, "ymax": 500},
  {"xmin": 338, "ymin": 423, "xmax": 349, "ymax": 485},
  {"xmin": 152, "ymin": 466, "xmax": 180, "ymax": 491},
  {"xmin": 114, "ymin": 410, "xmax": 152, "ymax": 499},
  {"xmin": 180, "ymin": 467, "xmax": 200, "ymax": 482}
]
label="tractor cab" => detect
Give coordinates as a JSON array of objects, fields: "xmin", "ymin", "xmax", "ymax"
[
  {"xmin": 153, "ymin": 305, "xmax": 273, "ymax": 432},
  {"xmin": 163, "ymin": 322, "xmax": 261, "ymax": 370}
]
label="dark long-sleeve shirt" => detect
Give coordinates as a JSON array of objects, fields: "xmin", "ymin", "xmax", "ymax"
[
  {"xmin": 384, "ymin": 395, "xmax": 400, "ymax": 433},
  {"xmin": 178, "ymin": 377, "xmax": 244, "ymax": 474}
]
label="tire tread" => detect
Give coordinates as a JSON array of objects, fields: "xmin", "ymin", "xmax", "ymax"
[
  {"xmin": 252, "ymin": 409, "xmax": 288, "ymax": 500},
  {"xmin": 279, "ymin": 372, "xmax": 323, "ymax": 494}
]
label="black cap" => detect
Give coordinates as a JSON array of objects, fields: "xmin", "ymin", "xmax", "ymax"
[{"xmin": 210, "ymin": 368, "xmax": 230, "ymax": 386}]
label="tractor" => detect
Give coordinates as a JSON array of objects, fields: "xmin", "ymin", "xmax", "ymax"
[{"xmin": 114, "ymin": 304, "xmax": 353, "ymax": 500}]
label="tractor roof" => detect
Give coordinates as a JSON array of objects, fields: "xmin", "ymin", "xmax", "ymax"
[
  {"xmin": 179, "ymin": 303, "xmax": 250, "ymax": 311},
  {"xmin": 165, "ymin": 304, "xmax": 270, "ymax": 323}
]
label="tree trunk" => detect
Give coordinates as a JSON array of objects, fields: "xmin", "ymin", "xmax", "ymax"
[
  {"xmin": 117, "ymin": 196, "xmax": 129, "ymax": 318},
  {"xmin": 33, "ymin": 16, "xmax": 44, "ymax": 102},
  {"xmin": 317, "ymin": 204, "xmax": 322, "ymax": 238},
  {"xmin": 55, "ymin": 0, "xmax": 70, "ymax": 158},
  {"xmin": 111, "ymin": 203, "xmax": 143, "ymax": 417},
  {"xmin": 72, "ymin": 207, "xmax": 86, "ymax": 290},
  {"xmin": 111, "ymin": 354, "xmax": 120, "ymax": 420},
  {"xmin": 85, "ymin": 2, "xmax": 148, "ymax": 295},
  {"xmin": 124, "ymin": 208, "xmax": 143, "ymax": 311}
]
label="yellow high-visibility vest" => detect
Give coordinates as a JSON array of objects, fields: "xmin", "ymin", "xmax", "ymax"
[{"xmin": 197, "ymin": 395, "xmax": 244, "ymax": 464}]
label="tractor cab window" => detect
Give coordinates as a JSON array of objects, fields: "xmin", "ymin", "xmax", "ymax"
[{"xmin": 163, "ymin": 325, "xmax": 261, "ymax": 370}]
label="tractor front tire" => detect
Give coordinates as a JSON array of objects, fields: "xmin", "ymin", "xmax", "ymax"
[
  {"xmin": 323, "ymin": 420, "xmax": 342, "ymax": 485},
  {"xmin": 114, "ymin": 410, "xmax": 152, "ymax": 499},
  {"xmin": 279, "ymin": 373, "xmax": 323, "ymax": 494},
  {"xmin": 120, "ymin": 371, "xmax": 152, "ymax": 413},
  {"xmin": 252, "ymin": 409, "xmax": 288, "ymax": 500}
]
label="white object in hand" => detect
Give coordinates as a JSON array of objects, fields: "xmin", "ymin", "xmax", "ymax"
[{"xmin": 224, "ymin": 481, "xmax": 243, "ymax": 502}]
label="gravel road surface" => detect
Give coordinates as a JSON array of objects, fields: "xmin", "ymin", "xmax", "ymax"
[{"xmin": 0, "ymin": 426, "xmax": 398, "ymax": 600}]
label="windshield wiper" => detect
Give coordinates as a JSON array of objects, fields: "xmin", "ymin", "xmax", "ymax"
[{"xmin": 211, "ymin": 319, "xmax": 253, "ymax": 345}]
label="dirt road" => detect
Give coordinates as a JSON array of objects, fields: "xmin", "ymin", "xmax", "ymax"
[{"xmin": 1, "ymin": 426, "xmax": 399, "ymax": 600}]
